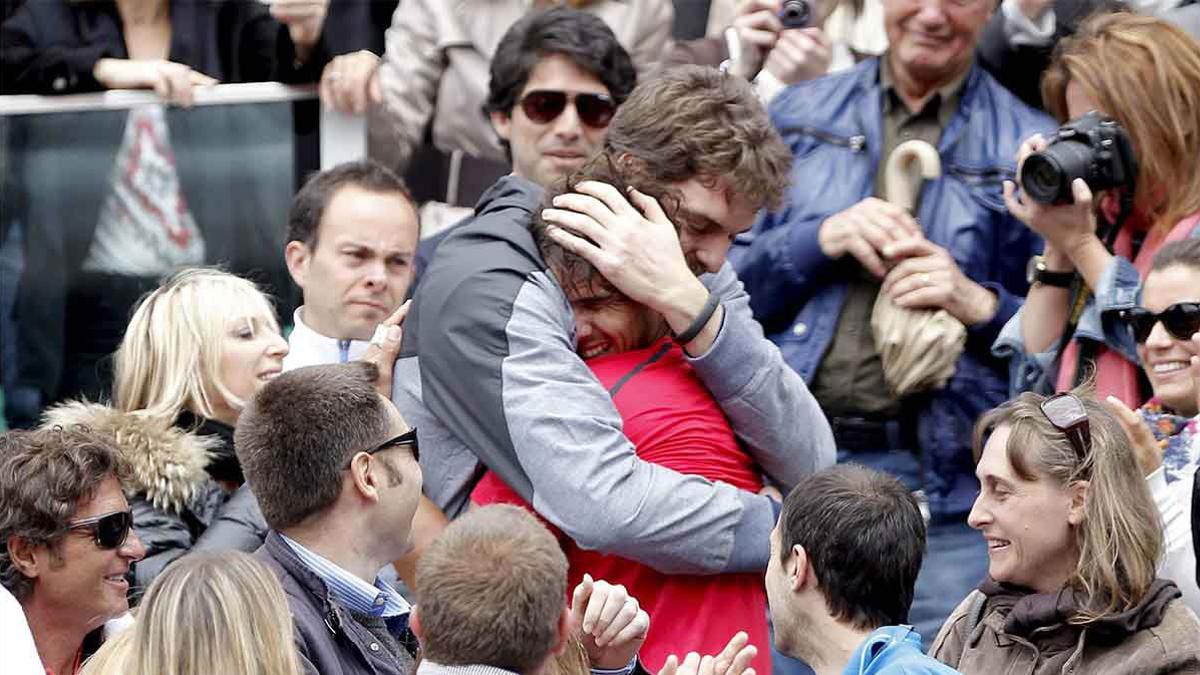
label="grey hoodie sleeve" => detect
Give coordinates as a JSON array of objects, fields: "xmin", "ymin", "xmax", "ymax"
[
  {"xmin": 690, "ymin": 262, "xmax": 836, "ymax": 491},
  {"xmin": 421, "ymin": 267, "xmax": 776, "ymax": 574}
]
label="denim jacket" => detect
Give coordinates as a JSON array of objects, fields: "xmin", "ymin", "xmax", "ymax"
[
  {"xmin": 731, "ymin": 58, "xmax": 1055, "ymax": 516},
  {"xmin": 994, "ymin": 220, "xmax": 1200, "ymax": 396}
]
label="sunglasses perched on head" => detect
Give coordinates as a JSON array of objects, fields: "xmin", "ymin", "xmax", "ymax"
[
  {"xmin": 518, "ymin": 90, "xmax": 616, "ymax": 129},
  {"xmin": 1120, "ymin": 302, "xmax": 1200, "ymax": 343},
  {"xmin": 345, "ymin": 428, "xmax": 419, "ymax": 468},
  {"xmin": 1040, "ymin": 393, "xmax": 1091, "ymax": 461},
  {"xmin": 67, "ymin": 510, "xmax": 134, "ymax": 550}
]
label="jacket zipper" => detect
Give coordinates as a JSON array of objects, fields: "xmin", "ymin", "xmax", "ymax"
[{"xmin": 778, "ymin": 124, "xmax": 867, "ymax": 152}]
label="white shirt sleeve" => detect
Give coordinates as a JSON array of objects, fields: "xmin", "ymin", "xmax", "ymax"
[
  {"xmin": 1001, "ymin": 0, "xmax": 1058, "ymax": 47},
  {"xmin": 1148, "ymin": 466, "xmax": 1200, "ymax": 615},
  {"xmin": 0, "ymin": 586, "xmax": 44, "ymax": 674}
]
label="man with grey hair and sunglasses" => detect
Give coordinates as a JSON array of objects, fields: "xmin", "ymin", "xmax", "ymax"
[{"xmin": 0, "ymin": 426, "xmax": 146, "ymax": 675}]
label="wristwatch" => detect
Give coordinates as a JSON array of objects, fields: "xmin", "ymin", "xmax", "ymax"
[{"xmin": 1025, "ymin": 255, "xmax": 1074, "ymax": 288}]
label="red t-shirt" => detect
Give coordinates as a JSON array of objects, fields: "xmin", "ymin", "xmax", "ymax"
[{"xmin": 471, "ymin": 338, "xmax": 771, "ymax": 674}]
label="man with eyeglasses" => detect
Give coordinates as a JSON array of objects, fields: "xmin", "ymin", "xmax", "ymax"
[
  {"xmin": 238, "ymin": 362, "xmax": 647, "ymax": 675},
  {"xmin": 410, "ymin": 7, "xmax": 637, "ymax": 288},
  {"xmin": 236, "ymin": 362, "xmax": 423, "ymax": 675},
  {"xmin": 0, "ymin": 426, "xmax": 146, "ymax": 675},
  {"xmin": 730, "ymin": 0, "xmax": 1055, "ymax": 649}
]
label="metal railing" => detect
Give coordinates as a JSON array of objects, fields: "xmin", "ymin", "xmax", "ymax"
[{"xmin": 0, "ymin": 83, "xmax": 365, "ymax": 429}]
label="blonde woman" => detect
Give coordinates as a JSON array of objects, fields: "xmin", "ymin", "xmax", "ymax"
[
  {"xmin": 80, "ymin": 550, "xmax": 301, "ymax": 675},
  {"xmin": 932, "ymin": 389, "xmax": 1200, "ymax": 673},
  {"xmin": 42, "ymin": 267, "xmax": 287, "ymax": 594},
  {"xmin": 997, "ymin": 12, "xmax": 1200, "ymax": 405}
]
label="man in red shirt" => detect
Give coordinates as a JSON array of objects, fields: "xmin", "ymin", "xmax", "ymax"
[{"xmin": 472, "ymin": 158, "xmax": 777, "ymax": 673}]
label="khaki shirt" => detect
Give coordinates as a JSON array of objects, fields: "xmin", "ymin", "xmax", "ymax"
[{"xmin": 809, "ymin": 55, "xmax": 967, "ymax": 418}]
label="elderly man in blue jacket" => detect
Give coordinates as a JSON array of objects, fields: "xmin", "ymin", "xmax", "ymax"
[{"xmin": 731, "ymin": 0, "xmax": 1055, "ymax": 647}]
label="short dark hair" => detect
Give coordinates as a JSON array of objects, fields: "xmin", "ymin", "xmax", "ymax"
[
  {"xmin": 604, "ymin": 66, "xmax": 792, "ymax": 212},
  {"xmin": 531, "ymin": 153, "xmax": 683, "ymax": 299},
  {"xmin": 778, "ymin": 465, "xmax": 926, "ymax": 631},
  {"xmin": 416, "ymin": 505, "xmax": 567, "ymax": 673},
  {"xmin": 0, "ymin": 427, "xmax": 125, "ymax": 600},
  {"xmin": 483, "ymin": 7, "xmax": 637, "ymax": 120},
  {"xmin": 234, "ymin": 362, "xmax": 390, "ymax": 530},
  {"xmin": 286, "ymin": 160, "xmax": 414, "ymax": 250}
]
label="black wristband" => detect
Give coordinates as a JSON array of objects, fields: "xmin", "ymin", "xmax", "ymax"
[{"xmin": 673, "ymin": 292, "xmax": 721, "ymax": 345}]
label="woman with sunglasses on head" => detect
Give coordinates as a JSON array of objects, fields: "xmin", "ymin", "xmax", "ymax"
[
  {"xmin": 995, "ymin": 12, "xmax": 1200, "ymax": 406},
  {"xmin": 931, "ymin": 389, "xmax": 1200, "ymax": 674},
  {"xmin": 79, "ymin": 551, "xmax": 301, "ymax": 675},
  {"xmin": 40, "ymin": 267, "xmax": 288, "ymax": 598}
]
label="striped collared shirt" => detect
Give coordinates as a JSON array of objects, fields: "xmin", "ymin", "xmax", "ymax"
[{"xmin": 280, "ymin": 534, "xmax": 411, "ymax": 619}]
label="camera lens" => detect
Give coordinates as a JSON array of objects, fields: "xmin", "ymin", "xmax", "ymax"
[
  {"xmin": 1019, "ymin": 140, "xmax": 1094, "ymax": 204},
  {"xmin": 779, "ymin": 0, "xmax": 811, "ymax": 29}
]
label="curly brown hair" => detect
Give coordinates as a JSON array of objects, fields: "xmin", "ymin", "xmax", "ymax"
[
  {"xmin": 603, "ymin": 65, "xmax": 793, "ymax": 213},
  {"xmin": 0, "ymin": 426, "xmax": 126, "ymax": 600},
  {"xmin": 530, "ymin": 152, "xmax": 684, "ymax": 299}
]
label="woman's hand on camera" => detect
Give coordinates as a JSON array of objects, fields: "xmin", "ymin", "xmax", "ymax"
[{"xmin": 1005, "ymin": 134, "xmax": 1099, "ymax": 255}]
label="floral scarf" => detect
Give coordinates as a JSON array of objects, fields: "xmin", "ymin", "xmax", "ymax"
[{"xmin": 1138, "ymin": 398, "xmax": 1199, "ymax": 483}]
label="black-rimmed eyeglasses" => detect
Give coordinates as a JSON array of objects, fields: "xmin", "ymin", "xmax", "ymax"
[
  {"xmin": 67, "ymin": 510, "xmax": 134, "ymax": 550},
  {"xmin": 1039, "ymin": 393, "xmax": 1091, "ymax": 461},
  {"xmin": 345, "ymin": 428, "xmax": 419, "ymax": 468}
]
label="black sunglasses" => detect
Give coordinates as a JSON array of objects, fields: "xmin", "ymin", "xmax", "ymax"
[
  {"xmin": 346, "ymin": 428, "xmax": 419, "ymax": 468},
  {"xmin": 1040, "ymin": 393, "xmax": 1091, "ymax": 462},
  {"xmin": 518, "ymin": 90, "xmax": 616, "ymax": 129},
  {"xmin": 67, "ymin": 510, "xmax": 133, "ymax": 550},
  {"xmin": 1121, "ymin": 302, "xmax": 1200, "ymax": 343}
]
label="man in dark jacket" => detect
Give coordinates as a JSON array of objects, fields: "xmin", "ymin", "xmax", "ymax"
[
  {"xmin": 730, "ymin": 0, "xmax": 1054, "ymax": 646},
  {"xmin": 236, "ymin": 362, "xmax": 422, "ymax": 675}
]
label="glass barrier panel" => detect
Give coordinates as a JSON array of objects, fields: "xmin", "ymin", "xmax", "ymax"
[{"xmin": 0, "ymin": 87, "xmax": 331, "ymax": 430}]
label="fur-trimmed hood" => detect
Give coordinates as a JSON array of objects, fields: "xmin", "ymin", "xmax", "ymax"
[{"xmin": 41, "ymin": 401, "xmax": 221, "ymax": 513}]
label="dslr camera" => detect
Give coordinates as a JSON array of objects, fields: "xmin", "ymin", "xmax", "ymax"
[
  {"xmin": 1018, "ymin": 111, "xmax": 1137, "ymax": 205},
  {"xmin": 779, "ymin": 0, "xmax": 813, "ymax": 29}
]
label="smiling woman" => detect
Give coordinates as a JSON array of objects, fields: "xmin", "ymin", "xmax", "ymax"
[
  {"xmin": 38, "ymin": 268, "xmax": 286, "ymax": 598},
  {"xmin": 931, "ymin": 389, "xmax": 1200, "ymax": 674}
]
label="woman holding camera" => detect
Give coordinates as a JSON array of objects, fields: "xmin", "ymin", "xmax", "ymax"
[
  {"xmin": 995, "ymin": 12, "xmax": 1200, "ymax": 406},
  {"xmin": 931, "ymin": 389, "xmax": 1200, "ymax": 673}
]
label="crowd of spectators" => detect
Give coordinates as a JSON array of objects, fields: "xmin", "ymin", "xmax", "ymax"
[{"xmin": 3, "ymin": 1, "xmax": 1200, "ymax": 674}]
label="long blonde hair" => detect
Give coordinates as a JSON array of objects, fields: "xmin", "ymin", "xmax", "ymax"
[
  {"xmin": 973, "ymin": 388, "xmax": 1163, "ymax": 624},
  {"xmin": 113, "ymin": 267, "xmax": 280, "ymax": 423},
  {"xmin": 1042, "ymin": 11, "xmax": 1200, "ymax": 231},
  {"xmin": 81, "ymin": 551, "xmax": 301, "ymax": 675}
]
